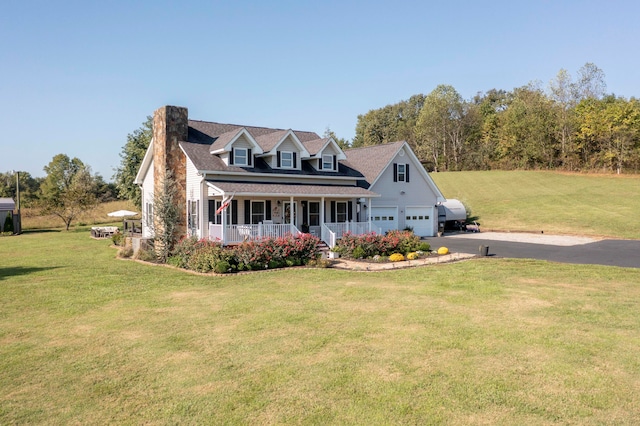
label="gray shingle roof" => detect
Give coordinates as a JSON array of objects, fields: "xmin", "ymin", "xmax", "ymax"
[
  {"xmin": 187, "ymin": 119, "xmax": 319, "ymax": 152},
  {"xmin": 302, "ymin": 138, "xmax": 329, "ymax": 156},
  {"xmin": 206, "ymin": 181, "xmax": 379, "ymax": 197},
  {"xmin": 343, "ymin": 141, "xmax": 405, "ymax": 186}
]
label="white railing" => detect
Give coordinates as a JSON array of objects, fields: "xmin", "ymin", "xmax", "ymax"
[
  {"xmin": 321, "ymin": 221, "xmax": 381, "ymax": 248},
  {"xmin": 321, "ymin": 224, "xmax": 337, "ymax": 249},
  {"xmin": 324, "ymin": 221, "xmax": 378, "ymax": 239},
  {"xmin": 210, "ymin": 223, "xmax": 301, "ymax": 244}
]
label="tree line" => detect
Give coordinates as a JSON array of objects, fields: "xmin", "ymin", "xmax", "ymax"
[{"xmin": 349, "ymin": 63, "xmax": 640, "ymax": 174}]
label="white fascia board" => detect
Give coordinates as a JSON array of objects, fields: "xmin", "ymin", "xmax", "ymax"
[
  {"xmin": 134, "ymin": 139, "xmax": 154, "ymax": 185},
  {"xmin": 265, "ymin": 130, "xmax": 311, "ymax": 158},
  {"xmin": 321, "ymin": 137, "xmax": 347, "ymax": 160}
]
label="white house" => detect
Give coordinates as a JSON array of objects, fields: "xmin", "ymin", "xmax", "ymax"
[{"xmin": 134, "ymin": 106, "xmax": 446, "ymax": 247}]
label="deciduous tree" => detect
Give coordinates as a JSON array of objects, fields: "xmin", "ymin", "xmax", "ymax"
[
  {"xmin": 40, "ymin": 154, "xmax": 98, "ymax": 230},
  {"xmin": 113, "ymin": 116, "xmax": 152, "ymax": 206}
]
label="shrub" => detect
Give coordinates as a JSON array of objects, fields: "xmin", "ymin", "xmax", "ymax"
[
  {"xmin": 214, "ymin": 260, "xmax": 230, "ymax": 274},
  {"xmin": 437, "ymin": 247, "xmax": 449, "ymax": 255},
  {"xmin": 352, "ymin": 245, "xmax": 365, "ymax": 259},
  {"xmin": 111, "ymin": 232, "xmax": 123, "ymax": 246},
  {"xmin": 234, "ymin": 233, "xmax": 320, "ymax": 270},
  {"xmin": 389, "ymin": 253, "xmax": 405, "ymax": 262},
  {"xmin": 170, "ymin": 237, "xmax": 221, "ymax": 269},
  {"xmin": 406, "ymin": 252, "xmax": 419, "ymax": 260},
  {"xmin": 334, "ymin": 230, "xmax": 422, "ymax": 259},
  {"xmin": 117, "ymin": 247, "xmax": 133, "ymax": 258},
  {"xmin": 135, "ymin": 247, "xmax": 158, "ymax": 262},
  {"xmin": 418, "ymin": 242, "xmax": 431, "ymax": 252}
]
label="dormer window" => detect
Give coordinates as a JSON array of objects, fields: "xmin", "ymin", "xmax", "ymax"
[
  {"xmin": 281, "ymin": 151, "xmax": 293, "ymax": 168},
  {"xmin": 322, "ymin": 154, "xmax": 335, "ymax": 171},
  {"xmin": 230, "ymin": 147, "xmax": 252, "ymax": 167}
]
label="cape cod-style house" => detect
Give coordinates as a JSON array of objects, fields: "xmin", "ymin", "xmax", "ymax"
[{"xmin": 134, "ymin": 106, "xmax": 446, "ymax": 247}]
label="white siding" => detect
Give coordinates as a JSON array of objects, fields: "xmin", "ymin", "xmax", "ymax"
[
  {"xmin": 141, "ymin": 159, "xmax": 155, "ymax": 238},
  {"xmin": 186, "ymin": 157, "xmax": 203, "ymax": 238},
  {"xmin": 232, "ymin": 134, "xmax": 253, "ymax": 149},
  {"xmin": 369, "ymin": 147, "xmax": 440, "ymax": 236}
]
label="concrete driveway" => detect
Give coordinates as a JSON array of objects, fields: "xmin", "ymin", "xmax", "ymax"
[{"xmin": 425, "ymin": 232, "xmax": 640, "ymax": 269}]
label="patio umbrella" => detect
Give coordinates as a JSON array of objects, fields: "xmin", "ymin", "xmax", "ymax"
[{"xmin": 107, "ymin": 210, "xmax": 139, "ymax": 217}]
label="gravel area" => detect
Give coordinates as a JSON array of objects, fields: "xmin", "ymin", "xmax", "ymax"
[{"xmin": 444, "ymin": 232, "xmax": 598, "ymax": 247}]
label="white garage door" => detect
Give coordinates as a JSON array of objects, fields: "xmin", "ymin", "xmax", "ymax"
[
  {"xmin": 405, "ymin": 206, "xmax": 433, "ymax": 237},
  {"xmin": 371, "ymin": 207, "xmax": 398, "ymax": 233}
]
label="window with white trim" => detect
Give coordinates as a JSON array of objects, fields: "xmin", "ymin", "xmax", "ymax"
[
  {"xmin": 309, "ymin": 202, "xmax": 320, "ymax": 226},
  {"xmin": 396, "ymin": 163, "xmax": 406, "ymax": 182},
  {"xmin": 145, "ymin": 202, "xmax": 153, "ymax": 227},
  {"xmin": 336, "ymin": 201, "xmax": 348, "ymax": 223},
  {"xmin": 234, "ymin": 147, "xmax": 248, "ymax": 166},
  {"xmin": 280, "ymin": 151, "xmax": 293, "ymax": 168},
  {"xmin": 251, "ymin": 201, "xmax": 265, "ymax": 224},
  {"xmin": 188, "ymin": 200, "xmax": 199, "ymax": 233},
  {"xmin": 322, "ymin": 154, "xmax": 334, "ymax": 171}
]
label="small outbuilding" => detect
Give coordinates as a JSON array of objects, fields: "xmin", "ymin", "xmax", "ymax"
[{"xmin": 0, "ymin": 198, "xmax": 16, "ymax": 233}]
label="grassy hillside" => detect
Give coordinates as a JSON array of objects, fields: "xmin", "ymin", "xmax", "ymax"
[
  {"xmin": 1, "ymin": 229, "xmax": 640, "ymax": 424},
  {"xmin": 431, "ymin": 171, "xmax": 640, "ymax": 239},
  {"xmin": 20, "ymin": 200, "xmax": 139, "ymax": 230}
]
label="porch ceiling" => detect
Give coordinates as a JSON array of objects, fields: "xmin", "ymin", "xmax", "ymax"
[{"xmin": 206, "ymin": 181, "xmax": 379, "ymax": 198}]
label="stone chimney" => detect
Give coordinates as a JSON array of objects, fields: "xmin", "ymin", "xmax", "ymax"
[{"xmin": 153, "ymin": 105, "xmax": 188, "ymax": 241}]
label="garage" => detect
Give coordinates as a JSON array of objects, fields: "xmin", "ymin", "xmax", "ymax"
[
  {"xmin": 371, "ymin": 206, "xmax": 398, "ymax": 233},
  {"xmin": 405, "ymin": 206, "xmax": 434, "ymax": 237}
]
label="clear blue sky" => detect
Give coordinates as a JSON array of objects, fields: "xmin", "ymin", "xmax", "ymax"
[{"xmin": 2, "ymin": 0, "xmax": 638, "ymax": 180}]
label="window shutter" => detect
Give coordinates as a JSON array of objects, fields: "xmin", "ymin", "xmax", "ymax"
[
  {"xmin": 196, "ymin": 200, "xmax": 200, "ymax": 229},
  {"xmin": 333, "ymin": 155, "xmax": 337, "ymax": 171},
  {"xmin": 277, "ymin": 151, "xmax": 281, "ymax": 168},
  {"xmin": 393, "ymin": 163, "xmax": 398, "ymax": 182},
  {"xmin": 229, "ymin": 148, "xmax": 234, "ymax": 165},
  {"xmin": 406, "ymin": 163, "xmax": 410, "ymax": 182},
  {"xmin": 231, "ymin": 200, "xmax": 238, "ymax": 224},
  {"xmin": 330, "ymin": 201, "xmax": 336, "ymax": 223},
  {"xmin": 244, "ymin": 200, "xmax": 250, "ymax": 224},
  {"xmin": 265, "ymin": 200, "xmax": 272, "ymax": 220},
  {"xmin": 293, "ymin": 152, "xmax": 297, "ymax": 168},
  {"xmin": 248, "ymin": 148, "xmax": 252, "ymax": 166},
  {"xmin": 348, "ymin": 201, "xmax": 353, "ymax": 221}
]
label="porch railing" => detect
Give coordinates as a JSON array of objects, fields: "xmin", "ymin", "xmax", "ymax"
[
  {"xmin": 322, "ymin": 221, "xmax": 382, "ymax": 248},
  {"xmin": 209, "ymin": 223, "xmax": 301, "ymax": 244}
]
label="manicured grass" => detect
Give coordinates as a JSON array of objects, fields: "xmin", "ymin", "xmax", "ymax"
[
  {"xmin": 1, "ymin": 229, "xmax": 640, "ymax": 424},
  {"xmin": 431, "ymin": 171, "xmax": 640, "ymax": 239}
]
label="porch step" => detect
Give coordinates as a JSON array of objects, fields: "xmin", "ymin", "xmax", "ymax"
[{"xmin": 316, "ymin": 241, "xmax": 331, "ymax": 259}]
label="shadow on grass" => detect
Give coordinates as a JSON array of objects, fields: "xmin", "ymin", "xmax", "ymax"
[
  {"xmin": 0, "ymin": 266, "xmax": 62, "ymax": 281},
  {"xmin": 21, "ymin": 229, "xmax": 61, "ymax": 234}
]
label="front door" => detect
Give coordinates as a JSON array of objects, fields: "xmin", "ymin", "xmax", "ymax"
[{"xmin": 283, "ymin": 202, "xmax": 297, "ymax": 227}]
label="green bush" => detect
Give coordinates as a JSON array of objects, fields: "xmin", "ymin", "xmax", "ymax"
[
  {"xmin": 111, "ymin": 232, "xmax": 123, "ymax": 246},
  {"xmin": 352, "ymin": 245, "xmax": 365, "ymax": 259},
  {"xmin": 418, "ymin": 242, "xmax": 431, "ymax": 252},
  {"xmin": 334, "ymin": 230, "xmax": 422, "ymax": 259}
]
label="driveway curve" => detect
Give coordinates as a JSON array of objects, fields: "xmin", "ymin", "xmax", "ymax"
[{"xmin": 425, "ymin": 232, "xmax": 640, "ymax": 269}]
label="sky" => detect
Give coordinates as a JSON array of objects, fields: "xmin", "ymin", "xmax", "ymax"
[{"xmin": 1, "ymin": 0, "xmax": 639, "ymax": 180}]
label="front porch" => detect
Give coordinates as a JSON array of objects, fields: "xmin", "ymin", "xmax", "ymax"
[
  {"xmin": 208, "ymin": 220, "xmax": 380, "ymax": 247},
  {"xmin": 200, "ymin": 181, "xmax": 382, "ymax": 247}
]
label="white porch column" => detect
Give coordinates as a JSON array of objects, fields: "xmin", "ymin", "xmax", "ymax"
[
  {"xmin": 320, "ymin": 196, "xmax": 325, "ymax": 226},
  {"xmin": 221, "ymin": 193, "xmax": 226, "ymax": 245},
  {"xmin": 289, "ymin": 195, "xmax": 295, "ymax": 234},
  {"xmin": 368, "ymin": 197, "xmax": 372, "ymax": 232}
]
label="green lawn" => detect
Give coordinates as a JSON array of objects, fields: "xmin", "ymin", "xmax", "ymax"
[
  {"xmin": 431, "ymin": 171, "xmax": 640, "ymax": 239},
  {"xmin": 1, "ymin": 226, "xmax": 640, "ymax": 424}
]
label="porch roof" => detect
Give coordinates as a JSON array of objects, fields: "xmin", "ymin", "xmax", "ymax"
[{"xmin": 206, "ymin": 181, "xmax": 379, "ymax": 198}]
